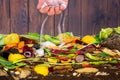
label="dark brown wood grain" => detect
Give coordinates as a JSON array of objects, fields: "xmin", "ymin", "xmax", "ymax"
[
  {"xmin": 43, "ymin": 16, "xmax": 55, "ymax": 36},
  {"xmin": 0, "ymin": 0, "xmax": 120, "ymax": 35},
  {"xmin": 107, "ymin": 0, "xmax": 119, "ymax": 28},
  {"xmin": 54, "ymin": 9, "xmax": 69, "ymax": 35},
  {"xmin": 29, "ymin": 0, "xmax": 55, "ymax": 35},
  {"xmin": 10, "ymin": 0, "xmax": 28, "ymax": 34},
  {"xmin": 82, "ymin": 0, "xmax": 108, "ymax": 35},
  {"xmin": 118, "ymin": 0, "xmax": 120, "ymax": 26},
  {"xmin": 54, "ymin": 0, "xmax": 70, "ymax": 36},
  {"xmin": 68, "ymin": 0, "xmax": 82, "ymax": 36},
  {"xmin": 0, "ymin": 0, "xmax": 10, "ymax": 34},
  {"xmin": 27, "ymin": 0, "xmax": 63, "ymax": 36},
  {"xmin": 29, "ymin": 0, "xmax": 42, "ymax": 33}
]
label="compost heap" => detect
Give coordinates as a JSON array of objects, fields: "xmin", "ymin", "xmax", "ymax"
[{"xmin": 0, "ymin": 26, "xmax": 120, "ymax": 80}]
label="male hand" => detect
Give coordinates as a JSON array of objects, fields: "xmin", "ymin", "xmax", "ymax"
[{"xmin": 37, "ymin": 0, "xmax": 68, "ymax": 16}]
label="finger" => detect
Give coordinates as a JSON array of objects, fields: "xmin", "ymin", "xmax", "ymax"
[
  {"xmin": 37, "ymin": 0, "xmax": 46, "ymax": 9},
  {"xmin": 63, "ymin": 0, "xmax": 69, "ymax": 5},
  {"xmin": 60, "ymin": 0, "xmax": 68, "ymax": 10},
  {"xmin": 60, "ymin": 5, "xmax": 65, "ymax": 11},
  {"xmin": 40, "ymin": 6, "xmax": 50, "ymax": 13},
  {"xmin": 55, "ymin": 6, "xmax": 61, "ymax": 14},
  {"xmin": 63, "ymin": 0, "xmax": 68, "ymax": 3},
  {"xmin": 48, "ymin": 7, "xmax": 55, "ymax": 16}
]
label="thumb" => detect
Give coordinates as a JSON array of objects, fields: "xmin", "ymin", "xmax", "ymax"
[{"xmin": 37, "ymin": 0, "xmax": 46, "ymax": 9}]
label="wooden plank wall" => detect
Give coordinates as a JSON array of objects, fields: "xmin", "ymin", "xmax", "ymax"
[{"xmin": 0, "ymin": 0, "xmax": 120, "ymax": 36}]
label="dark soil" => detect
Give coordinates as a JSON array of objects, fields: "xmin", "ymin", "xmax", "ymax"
[
  {"xmin": 1, "ymin": 64, "xmax": 120, "ymax": 80},
  {"xmin": 101, "ymin": 33, "xmax": 120, "ymax": 51}
]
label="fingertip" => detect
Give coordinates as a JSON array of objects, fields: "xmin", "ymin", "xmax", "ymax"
[
  {"xmin": 55, "ymin": 6, "xmax": 61, "ymax": 14},
  {"xmin": 48, "ymin": 12, "xmax": 55, "ymax": 16},
  {"xmin": 60, "ymin": 1, "xmax": 68, "ymax": 10},
  {"xmin": 56, "ymin": 10, "xmax": 62, "ymax": 15},
  {"xmin": 37, "ymin": 0, "xmax": 46, "ymax": 9},
  {"xmin": 60, "ymin": 6, "xmax": 65, "ymax": 11},
  {"xmin": 37, "ymin": 4, "xmax": 40, "ymax": 10},
  {"xmin": 40, "ymin": 9, "xmax": 44, "ymax": 13},
  {"xmin": 64, "ymin": 0, "xmax": 69, "ymax": 2},
  {"xmin": 40, "ymin": 7, "xmax": 50, "ymax": 14},
  {"xmin": 48, "ymin": 7, "xmax": 55, "ymax": 16}
]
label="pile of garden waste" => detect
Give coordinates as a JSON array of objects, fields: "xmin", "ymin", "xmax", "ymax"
[{"xmin": 0, "ymin": 26, "xmax": 120, "ymax": 80}]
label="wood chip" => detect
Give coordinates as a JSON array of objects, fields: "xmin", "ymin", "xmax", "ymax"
[
  {"xmin": 75, "ymin": 68, "xmax": 99, "ymax": 73},
  {"xmin": 19, "ymin": 68, "xmax": 31, "ymax": 79},
  {"xmin": 0, "ymin": 69, "xmax": 8, "ymax": 76},
  {"xmin": 102, "ymin": 48, "xmax": 117, "ymax": 56}
]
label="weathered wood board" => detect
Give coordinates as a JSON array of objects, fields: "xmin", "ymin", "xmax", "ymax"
[{"xmin": 0, "ymin": 0, "xmax": 120, "ymax": 35}]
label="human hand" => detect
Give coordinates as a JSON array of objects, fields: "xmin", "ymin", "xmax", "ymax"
[{"xmin": 37, "ymin": 0, "xmax": 68, "ymax": 16}]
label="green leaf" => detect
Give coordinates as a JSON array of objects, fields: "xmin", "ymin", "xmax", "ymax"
[
  {"xmin": 85, "ymin": 53, "xmax": 100, "ymax": 60},
  {"xmin": 16, "ymin": 62, "xmax": 27, "ymax": 67},
  {"xmin": 70, "ymin": 44, "xmax": 78, "ymax": 52},
  {"xmin": 64, "ymin": 32, "xmax": 73, "ymax": 36},
  {"xmin": 0, "ymin": 56, "xmax": 7, "ymax": 61},
  {"xmin": 67, "ymin": 54, "xmax": 76, "ymax": 58},
  {"xmin": 28, "ymin": 32, "xmax": 40, "ymax": 37},
  {"xmin": 4, "ymin": 65, "xmax": 17, "ymax": 69},
  {"xmin": 21, "ymin": 32, "xmax": 40, "ymax": 41},
  {"xmin": 0, "ymin": 56, "xmax": 18, "ymax": 69},
  {"xmin": 70, "ymin": 49, "xmax": 76, "ymax": 53},
  {"xmin": 94, "ymin": 34, "xmax": 101, "ymax": 43},
  {"xmin": 13, "ymin": 57, "xmax": 40, "ymax": 64},
  {"xmin": 98, "ymin": 52, "xmax": 109, "ymax": 57},
  {"xmin": 114, "ymin": 26, "xmax": 120, "ymax": 34},
  {"xmin": 89, "ymin": 61, "xmax": 108, "ymax": 65},
  {"xmin": 108, "ymin": 60, "xmax": 118, "ymax": 64},
  {"xmin": 0, "ymin": 34, "xmax": 4, "ymax": 45},
  {"xmin": 99, "ymin": 28, "xmax": 113, "ymax": 40},
  {"xmin": 0, "ymin": 56, "xmax": 13, "ymax": 66},
  {"xmin": 43, "ymin": 35, "xmax": 61, "ymax": 45},
  {"xmin": 44, "ymin": 48, "xmax": 52, "ymax": 55}
]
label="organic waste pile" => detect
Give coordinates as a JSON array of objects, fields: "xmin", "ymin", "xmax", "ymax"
[{"xmin": 0, "ymin": 27, "xmax": 120, "ymax": 80}]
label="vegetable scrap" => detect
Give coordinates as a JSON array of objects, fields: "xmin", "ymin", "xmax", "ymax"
[
  {"xmin": 0, "ymin": 26, "xmax": 120, "ymax": 79},
  {"xmin": 34, "ymin": 65, "xmax": 49, "ymax": 76}
]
